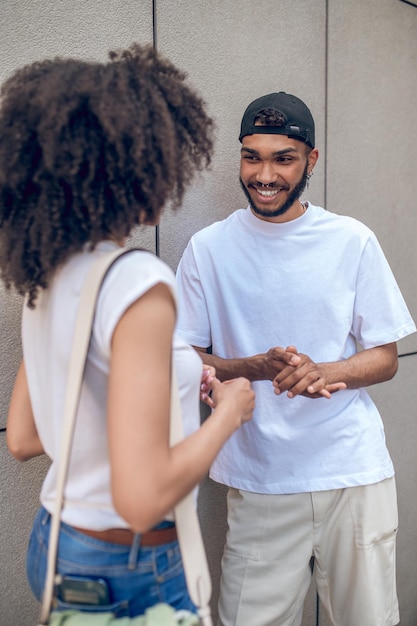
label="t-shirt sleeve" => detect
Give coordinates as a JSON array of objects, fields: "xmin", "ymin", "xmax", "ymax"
[
  {"xmin": 176, "ymin": 240, "xmax": 212, "ymax": 349},
  {"xmin": 352, "ymin": 233, "xmax": 416, "ymax": 348},
  {"xmin": 93, "ymin": 251, "xmax": 177, "ymax": 360}
]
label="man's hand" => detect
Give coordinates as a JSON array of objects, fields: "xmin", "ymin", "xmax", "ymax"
[
  {"xmin": 272, "ymin": 346, "xmax": 346, "ymax": 399},
  {"xmin": 194, "ymin": 345, "xmax": 303, "ymax": 382},
  {"xmin": 263, "ymin": 346, "xmax": 302, "ymax": 379}
]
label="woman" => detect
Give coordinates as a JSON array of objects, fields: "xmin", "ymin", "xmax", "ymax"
[{"xmin": 1, "ymin": 44, "xmax": 254, "ymax": 618}]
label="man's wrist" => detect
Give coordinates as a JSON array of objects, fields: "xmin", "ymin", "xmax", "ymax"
[{"xmin": 244, "ymin": 353, "xmax": 269, "ymax": 381}]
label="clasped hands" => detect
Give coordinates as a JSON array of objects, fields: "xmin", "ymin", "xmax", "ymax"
[
  {"xmin": 197, "ymin": 345, "xmax": 347, "ymax": 407},
  {"xmin": 266, "ymin": 345, "xmax": 346, "ymax": 399}
]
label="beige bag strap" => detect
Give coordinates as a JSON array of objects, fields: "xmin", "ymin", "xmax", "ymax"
[
  {"xmin": 39, "ymin": 248, "xmax": 212, "ymax": 626},
  {"xmin": 170, "ymin": 367, "xmax": 212, "ymax": 625}
]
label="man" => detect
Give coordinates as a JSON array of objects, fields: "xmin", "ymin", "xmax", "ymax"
[{"xmin": 175, "ymin": 91, "xmax": 416, "ymax": 626}]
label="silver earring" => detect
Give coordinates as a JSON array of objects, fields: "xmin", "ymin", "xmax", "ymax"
[{"xmin": 306, "ymin": 170, "xmax": 313, "ymax": 188}]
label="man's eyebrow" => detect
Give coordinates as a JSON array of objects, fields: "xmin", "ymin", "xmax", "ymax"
[
  {"xmin": 273, "ymin": 147, "xmax": 298, "ymax": 156},
  {"xmin": 240, "ymin": 146, "xmax": 299, "ymax": 157},
  {"xmin": 240, "ymin": 147, "xmax": 258, "ymax": 156}
]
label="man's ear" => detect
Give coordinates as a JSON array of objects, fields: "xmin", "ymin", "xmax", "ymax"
[{"xmin": 307, "ymin": 147, "xmax": 319, "ymax": 171}]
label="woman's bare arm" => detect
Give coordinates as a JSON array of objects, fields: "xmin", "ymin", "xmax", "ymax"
[
  {"xmin": 7, "ymin": 361, "xmax": 44, "ymax": 461},
  {"xmin": 108, "ymin": 283, "xmax": 254, "ymax": 532}
]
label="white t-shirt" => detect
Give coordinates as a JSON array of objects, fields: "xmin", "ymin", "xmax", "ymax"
[
  {"xmin": 176, "ymin": 203, "xmax": 416, "ymax": 494},
  {"xmin": 23, "ymin": 242, "xmax": 203, "ymax": 529}
]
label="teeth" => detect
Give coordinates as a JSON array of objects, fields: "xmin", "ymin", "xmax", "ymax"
[{"xmin": 258, "ymin": 188, "xmax": 278, "ymax": 197}]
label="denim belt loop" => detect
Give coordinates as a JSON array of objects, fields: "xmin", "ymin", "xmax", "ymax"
[{"xmin": 127, "ymin": 533, "xmax": 142, "ymax": 570}]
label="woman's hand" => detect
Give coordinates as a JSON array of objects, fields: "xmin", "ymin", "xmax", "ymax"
[
  {"xmin": 200, "ymin": 365, "xmax": 216, "ymax": 407},
  {"xmin": 200, "ymin": 362, "xmax": 255, "ymax": 428},
  {"xmin": 210, "ymin": 376, "xmax": 255, "ymax": 429}
]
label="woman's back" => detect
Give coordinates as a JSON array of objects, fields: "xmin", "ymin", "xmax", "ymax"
[{"xmin": 23, "ymin": 242, "xmax": 202, "ymax": 529}]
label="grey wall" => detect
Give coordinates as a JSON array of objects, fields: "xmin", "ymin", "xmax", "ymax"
[{"xmin": 0, "ymin": 2, "xmax": 416, "ymax": 625}]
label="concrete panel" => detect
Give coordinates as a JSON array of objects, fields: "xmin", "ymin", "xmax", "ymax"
[
  {"xmin": 0, "ymin": 3, "xmax": 154, "ymax": 624},
  {"xmin": 156, "ymin": 3, "xmax": 325, "ymax": 620},
  {"xmin": 155, "ymin": 0, "xmax": 326, "ymax": 271},
  {"xmin": 0, "ymin": 1, "xmax": 157, "ymax": 252},
  {"xmin": 0, "ymin": 0, "xmax": 153, "ymax": 82},
  {"xmin": 0, "ymin": 290, "xmax": 23, "ymax": 430},
  {"xmin": 327, "ymin": 0, "xmax": 417, "ymax": 353}
]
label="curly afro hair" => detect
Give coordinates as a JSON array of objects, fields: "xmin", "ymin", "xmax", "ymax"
[{"xmin": 0, "ymin": 43, "xmax": 214, "ymax": 307}]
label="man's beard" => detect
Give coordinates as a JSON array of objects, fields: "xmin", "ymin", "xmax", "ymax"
[{"xmin": 240, "ymin": 161, "xmax": 309, "ymax": 219}]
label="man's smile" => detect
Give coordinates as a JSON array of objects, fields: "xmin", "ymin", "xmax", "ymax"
[{"xmin": 251, "ymin": 183, "xmax": 288, "ymax": 200}]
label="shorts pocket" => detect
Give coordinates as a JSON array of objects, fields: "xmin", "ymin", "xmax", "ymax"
[{"xmin": 347, "ymin": 479, "xmax": 398, "ymax": 549}]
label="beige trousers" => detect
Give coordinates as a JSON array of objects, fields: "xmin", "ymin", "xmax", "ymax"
[{"xmin": 218, "ymin": 478, "xmax": 399, "ymax": 626}]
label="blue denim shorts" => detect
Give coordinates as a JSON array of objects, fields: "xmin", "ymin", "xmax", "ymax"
[{"xmin": 27, "ymin": 506, "xmax": 195, "ymax": 618}]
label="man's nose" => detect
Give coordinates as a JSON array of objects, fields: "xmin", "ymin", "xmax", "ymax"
[{"xmin": 256, "ymin": 162, "xmax": 277, "ymax": 185}]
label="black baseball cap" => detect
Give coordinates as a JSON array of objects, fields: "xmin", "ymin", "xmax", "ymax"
[{"xmin": 239, "ymin": 91, "xmax": 315, "ymax": 148}]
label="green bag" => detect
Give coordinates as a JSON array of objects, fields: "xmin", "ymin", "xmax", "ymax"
[{"xmin": 47, "ymin": 603, "xmax": 198, "ymax": 625}]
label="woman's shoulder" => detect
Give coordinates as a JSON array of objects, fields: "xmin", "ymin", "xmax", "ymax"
[
  {"xmin": 92, "ymin": 249, "xmax": 177, "ymax": 354},
  {"xmin": 116, "ymin": 248, "xmax": 175, "ymax": 281},
  {"xmin": 99, "ymin": 248, "xmax": 176, "ymax": 307}
]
